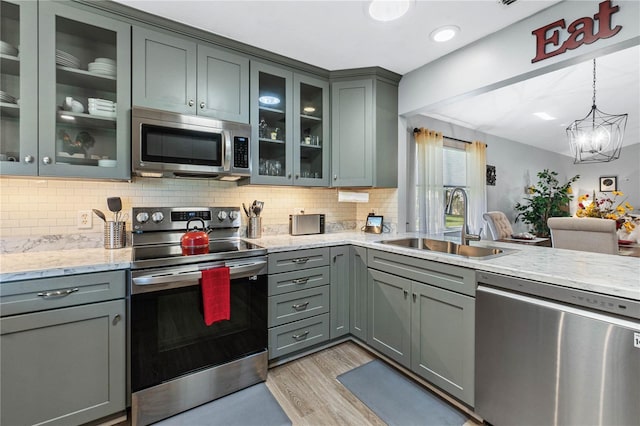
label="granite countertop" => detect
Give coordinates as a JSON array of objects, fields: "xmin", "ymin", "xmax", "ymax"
[{"xmin": 1, "ymin": 232, "xmax": 638, "ymax": 301}]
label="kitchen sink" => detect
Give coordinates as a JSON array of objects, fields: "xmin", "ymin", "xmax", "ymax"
[{"xmin": 378, "ymin": 238, "xmax": 513, "ymax": 259}]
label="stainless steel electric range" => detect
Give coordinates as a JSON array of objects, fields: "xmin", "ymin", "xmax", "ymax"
[{"xmin": 128, "ymin": 206, "xmax": 267, "ymax": 426}]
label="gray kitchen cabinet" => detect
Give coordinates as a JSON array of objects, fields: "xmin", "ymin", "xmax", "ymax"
[
  {"xmin": 132, "ymin": 26, "xmax": 249, "ymax": 123},
  {"xmin": 250, "ymin": 61, "xmax": 329, "ymax": 186},
  {"xmin": 330, "ymin": 70, "xmax": 399, "ymax": 187},
  {"xmin": 330, "ymin": 245, "xmax": 350, "ymax": 338},
  {"xmin": 411, "ymin": 282, "xmax": 475, "ymax": 405},
  {"xmin": 267, "ymin": 247, "xmax": 331, "ymax": 360},
  {"xmin": 0, "ymin": 271, "xmax": 126, "ymax": 426},
  {"xmin": 368, "ymin": 268, "xmax": 412, "ymax": 367},
  {"xmin": 0, "ymin": 0, "xmax": 38, "ymax": 176},
  {"xmin": 349, "ymin": 245, "xmax": 368, "ymax": 341},
  {"xmin": 367, "ymin": 249, "xmax": 476, "ymax": 406},
  {"xmin": 1, "ymin": 0, "xmax": 131, "ymax": 179}
]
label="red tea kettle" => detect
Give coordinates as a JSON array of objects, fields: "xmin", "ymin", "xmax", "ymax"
[{"xmin": 181, "ymin": 218, "xmax": 211, "ymax": 255}]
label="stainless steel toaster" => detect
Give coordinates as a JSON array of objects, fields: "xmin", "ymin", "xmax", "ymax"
[{"xmin": 289, "ymin": 214, "xmax": 325, "ymax": 235}]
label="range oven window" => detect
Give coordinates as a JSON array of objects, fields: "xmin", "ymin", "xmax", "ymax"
[
  {"xmin": 130, "ymin": 276, "xmax": 267, "ymax": 392},
  {"xmin": 141, "ymin": 124, "xmax": 223, "ymax": 167}
]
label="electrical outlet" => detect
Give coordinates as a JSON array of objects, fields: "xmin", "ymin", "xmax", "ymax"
[{"xmin": 77, "ymin": 210, "xmax": 92, "ymax": 229}]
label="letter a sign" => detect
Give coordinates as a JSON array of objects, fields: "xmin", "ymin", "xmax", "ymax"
[{"xmin": 531, "ymin": 0, "xmax": 622, "ymax": 63}]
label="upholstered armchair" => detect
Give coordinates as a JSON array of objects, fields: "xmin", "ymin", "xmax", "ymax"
[
  {"xmin": 483, "ymin": 211, "xmax": 514, "ymax": 240},
  {"xmin": 547, "ymin": 217, "xmax": 618, "ymax": 254}
]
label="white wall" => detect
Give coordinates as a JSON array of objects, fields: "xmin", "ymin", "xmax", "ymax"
[{"xmin": 569, "ymin": 142, "xmax": 640, "ymax": 209}]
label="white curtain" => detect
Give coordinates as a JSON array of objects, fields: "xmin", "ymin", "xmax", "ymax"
[
  {"xmin": 415, "ymin": 128, "xmax": 444, "ymax": 234},
  {"xmin": 466, "ymin": 141, "xmax": 487, "ymax": 235}
]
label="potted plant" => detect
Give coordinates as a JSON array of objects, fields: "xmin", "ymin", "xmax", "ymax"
[{"xmin": 515, "ymin": 169, "xmax": 580, "ymax": 237}]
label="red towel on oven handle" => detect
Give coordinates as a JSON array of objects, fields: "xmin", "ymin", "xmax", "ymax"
[{"xmin": 200, "ymin": 266, "xmax": 231, "ymax": 326}]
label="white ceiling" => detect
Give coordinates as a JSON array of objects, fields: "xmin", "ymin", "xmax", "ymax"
[{"xmin": 115, "ymin": 0, "xmax": 639, "ymax": 156}]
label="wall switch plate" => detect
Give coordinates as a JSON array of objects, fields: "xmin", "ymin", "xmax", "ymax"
[{"xmin": 77, "ymin": 210, "xmax": 92, "ymax": 229}]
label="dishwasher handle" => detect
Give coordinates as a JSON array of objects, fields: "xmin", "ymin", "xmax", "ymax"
[{"xmin": 478, "ymin": 285, "xmax": 640, "ymax": 330}]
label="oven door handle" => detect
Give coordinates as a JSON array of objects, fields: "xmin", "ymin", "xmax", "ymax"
[{"xmin": 132, "ymin": 260, "xmax": 267, "ymax": 286}]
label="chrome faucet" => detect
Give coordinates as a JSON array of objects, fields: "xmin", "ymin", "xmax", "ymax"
[{"xmin": 446, "ymin": 187, "xmax": 481, "ymax": 246}]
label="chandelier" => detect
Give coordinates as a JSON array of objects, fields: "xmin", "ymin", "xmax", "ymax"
[{"xmin": 566, "ymin": 58, "xmax": 628, "ymax": 164}]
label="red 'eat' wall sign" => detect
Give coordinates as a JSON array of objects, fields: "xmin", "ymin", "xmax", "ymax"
[{"xmin": 531, "ymin": 0, "xmax": 622, "ymax": 63}]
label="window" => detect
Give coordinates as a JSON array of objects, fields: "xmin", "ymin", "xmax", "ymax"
[{"xmin": 443, "ymin": 142, "xmax": 467, "ymax": 230}]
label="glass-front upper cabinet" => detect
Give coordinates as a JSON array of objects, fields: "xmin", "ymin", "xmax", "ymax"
[
  {"xmin": 38, "ymin": 2, "xmax": 130, "ymax": 179},
  {"xmin": 0, "ymin": 0, "xmax": 37, "ymax": 176},
  {"xmin": 294, "ymin": 74, "xmax": 329, "ymax": 187},
  {"xmin": 250, "ymin": 62, "xmax": 329, "ymax": 186},
  {"xmin": 251, "ymin": 62, "xmax": 293, "ymax": 185}
]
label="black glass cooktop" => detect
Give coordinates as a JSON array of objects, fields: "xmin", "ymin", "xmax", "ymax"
[{"xmin": 131, "ymin": 239, "xmax": 266, "ymax": 269}]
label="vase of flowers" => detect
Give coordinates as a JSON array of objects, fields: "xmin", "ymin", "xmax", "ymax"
[{"xmin": 576, "ymin": 190, "xmax": 637, "ymax": 238}]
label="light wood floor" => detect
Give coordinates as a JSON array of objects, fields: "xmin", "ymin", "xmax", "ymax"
[{"xmin": 266, "ymin": 341, "xmax": 476, "ymax": 426}]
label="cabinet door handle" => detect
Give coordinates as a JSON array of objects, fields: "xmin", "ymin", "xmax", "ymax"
[
  {"xmin": 413, "ymin": 293, "xmax": 417, "ymax": 302},
  {"xmin": 188, "ymin": 100, "xmax": 194, "ymax": 107},
  {"xmin": 292, "ymin": 302, "xmax": 310, "ymax": 311},
  {"xmin": 37, "ymin": 287, "xmax": 79, "ymax": 298},
  {"xmin": 113, "ymin": 314, "xmax": 122, "ymax": 325},
  {"xmin": 42, "ymin": 156, "xmax": 51, "ymax": 165},
  {"xmin": 292, "ymin": 331, "xmax": 309, "ymax": 340},
  {"xmin": 334, "ymin": 175, "xmax": 338, "ymax": 180},
  {"xmin": 291, "ymin": 257, "xmax": 309, "ymax": 264},
  {"xmin": 24, "ymin": 155, "xmax": 34, "ymax": 163},
  {"xmin": 292, "ymin": 277, "xmax": 309, "ymax": 285},
  {"xmin": 295, "ymin": 174, "xmax": 299, "ymax": 179},
  {"xmin": 200, "ymin": 101, "xmax": 205, "ymax": 109},
  {"xmin": 403, "ymin": 289, "xmax": 408, "ymax": 297}
]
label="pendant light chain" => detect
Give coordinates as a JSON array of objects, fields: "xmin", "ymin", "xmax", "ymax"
[{"xmin": 592, "ymin": 59, "xmax": 597, "ymax": 108}]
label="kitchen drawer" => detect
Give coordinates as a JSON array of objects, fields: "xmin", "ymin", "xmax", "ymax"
[
  {"xmin": 268, "ymin": 266, "xmax": 330, "ymax": 296},
  {"xmin": 268, "ymin": 313, "xmax": 330, "ymax": 359},
  {"xmin": 368, "ymin": 249, "xmax": 476, "ymax": 296},
  {"xmin": 268, "ymin": 248, "xmax": 330, "ymax": 274},
  {"xmin": 268, "ymin": 285, "xmax": 330, "ymax": 327},
  {"xmin": 0, "ymin": 270, "xmax": 126, "ymax": 317}
]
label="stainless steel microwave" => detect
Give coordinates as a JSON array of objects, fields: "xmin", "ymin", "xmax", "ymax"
[{"xmin": 132, "ymin": 106, "xmax": 251, "ymax": 180}]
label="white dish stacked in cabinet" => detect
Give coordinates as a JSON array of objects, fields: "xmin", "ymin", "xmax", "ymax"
[{"xmin": 88, "ymin": 98, "xmax": 116, "ymax": 118}]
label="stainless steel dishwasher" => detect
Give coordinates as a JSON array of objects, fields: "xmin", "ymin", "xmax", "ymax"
[{"xmin": 475, "ymin": 271, "xmax": 640, "ymax": 426}]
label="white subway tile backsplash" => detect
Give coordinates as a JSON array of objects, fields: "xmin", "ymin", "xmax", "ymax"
[{"xmin": 0, "ymin": 177, "xmax": 397, "ymax": 240}]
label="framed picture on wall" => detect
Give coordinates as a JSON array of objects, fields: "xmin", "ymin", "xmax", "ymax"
[{"xmin": 599, "ymin": 176, "xmax": 617, "ymax": 192}]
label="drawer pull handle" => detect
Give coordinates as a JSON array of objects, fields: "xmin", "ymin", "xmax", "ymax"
[
  {"xmin": 291, "ymin": 257, "xmax": 309, "ymax": 264},
  {"xmin": 292, "ymin": 302, "xmax": 310, "ymax": 311},
  {"xmin": 37, "ymin": 288, "xmax": 79, "ymax": 298},
  {"xmin": 292, "ymin": 331, "xmax": 309, "ymax": 340},
  {"xmin": 292, "ymin": 278, "xmax": 309, "ymax": 285}
]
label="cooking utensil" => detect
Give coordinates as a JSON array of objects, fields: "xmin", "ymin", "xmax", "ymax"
[
  {"xmin": 180, "ymin": 218, "xmax": 211, "ymax": 255},
  {"xmin": 92, "ymin": 209, "xmax": 106, "ymax": 222},
  {"xmin": 242, "ymin": 203, "xmax": 251, "ymax": 217},
  {"xmin": 107, "ymin": 197, "xmax": 122, "ymax": 222},
  {"xmin": 253, "ymin": 201, "xmax": 264, "ymax": 217}
]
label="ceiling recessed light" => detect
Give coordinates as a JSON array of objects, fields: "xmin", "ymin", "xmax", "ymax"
[
  {"xmin": 258, "ymin": 95, "xmax": 280, "ymax": 105},
  {"xmin": 533, "ymin": 112, "xmax": 556, "ymax": 121},
  {"xmin": 430, "ymin": 25, "xmax": 460, "ymax": 42},
  {"xmin": 368, "ymin": 0, "xmax": 412, "ymax": 22}
]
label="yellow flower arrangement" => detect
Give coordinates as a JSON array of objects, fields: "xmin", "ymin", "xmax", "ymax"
[{"xmin": 576, "ymin": 190, "xmax": 636, "ymax": 232}]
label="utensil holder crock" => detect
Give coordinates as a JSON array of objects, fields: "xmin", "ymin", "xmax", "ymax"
[
  {"xmin": 104, "ymin": 221, "xmax": 126, "ymax": 249},
  {"xmin": 247, "ymin": 217, "xmax": 262, "ymax": 239}
]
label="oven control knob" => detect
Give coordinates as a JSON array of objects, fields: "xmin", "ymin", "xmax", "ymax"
[
  {"xmin": 151, "ymin": 212, "xmax": 164, "ymax": 223},
  {"xmin": 217, "ymin": 211, "xmax": 228, "ymax": 221},
  {"xmin": 136, "ymin": 212, "xmax": 149, "ymax": 224},
  {"xmin": 229, "ymin": 211, "xmax": 239, "ymax": 221}
]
